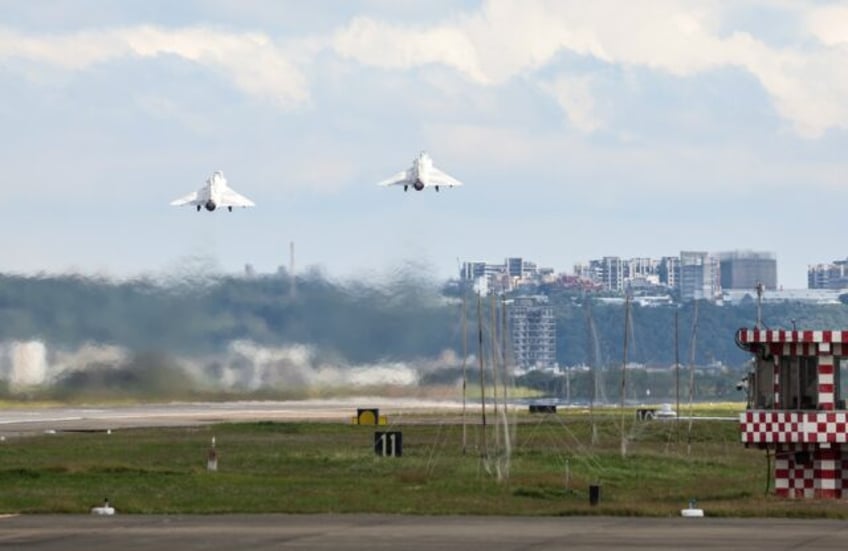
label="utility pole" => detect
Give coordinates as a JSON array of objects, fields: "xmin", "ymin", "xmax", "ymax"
[
  {"xmin": 477, "ymin": 293, "xmax": 488, "ymax": 460},
  {"xmin": 620, "ymin": 294, "xmax": 630, "ymax": 458},
  {"xmin": 461, "ymin": 291, "xmax": 468, "ymax": 455},
  {"xmin": 675, "ymin": 308, "xmax": 680, "ymax": 440}
]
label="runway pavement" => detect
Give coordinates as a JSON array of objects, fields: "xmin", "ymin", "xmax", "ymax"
[
  {"xmin": 0, "ymin": 398, "xmax": 465, "ymax": 437},
  {"xmin": 1, "ymin": 514, "xmax": 848, "ymax": 550},
  {"xmin": 0, "ymin": 399, "xmax": 738, "ymax": 438}
]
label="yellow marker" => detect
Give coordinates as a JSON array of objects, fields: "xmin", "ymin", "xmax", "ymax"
[{"xmin": 358, "ymin": 409, "xmax": 377, "ymax": 425}]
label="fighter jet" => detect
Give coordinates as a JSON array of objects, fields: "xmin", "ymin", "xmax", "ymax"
[
  {"xmin": 377, "ymin": 152, "xmax": 463, "ymax": 192},
  {"xmin": 170, "ymin": 170, "xmax": 255, "ymax": 212}
]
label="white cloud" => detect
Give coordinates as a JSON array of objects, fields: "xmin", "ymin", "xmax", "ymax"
[
  {"xmin": 4, "ymin": 4, "xmax": 848, "ymax": 137},
  {"xmin": 807, "ymin": 5, "xmax": 848, "ymax": 47},
  {"xmin": 330, "ymin": 0, "xmax": 848, "ymax": 138},
  {"xmin": 0, "ymin": 25, "xmax": 309, "ymax": 109},
  {"xmin": 460, "ymin": 0, "xmax": 609, "ymax": 81},
  {"xmin": 331, "ymin": 2, "xmax": 733, "ymax": 84},
  {"xmin": 541, "ymin": 75, "xmax": 604, "ymax": 132},
  {"xmin": 333, "ymin": 16, "xmax": 488, "ymax": 83},
  {"xmin": 742, "ymin": 46, "xmax": 848, "ymax": 138}
]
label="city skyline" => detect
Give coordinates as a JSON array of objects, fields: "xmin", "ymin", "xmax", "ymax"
[
  {"xmin": 2, "ymin": 2, "xmax": 848, "ymax": 289},
  {"xmin": 463, "ymin": 250, "xmax": 841, "ymax": 293}
]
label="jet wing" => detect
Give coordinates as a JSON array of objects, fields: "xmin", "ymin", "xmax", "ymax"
[
  {"xmin": 377, "ymin": 169, "xmax": 413, "ymax": 187},
  {"xmin": 170, "ymin": 190, "xmax": 202, "ymax": 206},
  {"xmin": 428, "ymin": 166, "xmax": 463, "ymax": 188},
  {"xmin": 219, "ymin": 188, "xmax": 256, "ymax": 208}
]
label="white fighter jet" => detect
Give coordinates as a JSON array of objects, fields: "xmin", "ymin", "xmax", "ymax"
[
  {"xmin": 170, "ymin": 170, "xmax": 255, "ymax": 212},
  {"xmin": 377, "ymin": 152, "xmax": 463, "ymax": 192}
]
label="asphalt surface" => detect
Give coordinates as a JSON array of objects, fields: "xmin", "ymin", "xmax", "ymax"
[
  {"xmin": 0, "ymin": 398, "xmax": 465, "ymax": 437},
  {"xmin": 2, "ymin": 514, "xmax": 848, "ymax": 550},
  {"xmin": 0, "ymin": 399, "xmax": 735, "ymax": 438}
]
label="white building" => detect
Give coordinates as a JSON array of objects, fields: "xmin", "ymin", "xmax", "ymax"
[
  {"xmin": 679, "ymin": 251, "xmax": 721, "ymax": 302},
  {"xmin": 508, "ymin": 296, "xmax": 556, "ymax": 371}
]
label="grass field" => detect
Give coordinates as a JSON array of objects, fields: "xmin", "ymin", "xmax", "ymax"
[{"xmin": 0, "ymin": 405, "xmax": 846, "ymax": 517}]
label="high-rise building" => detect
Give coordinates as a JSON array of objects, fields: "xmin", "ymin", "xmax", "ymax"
[
  {"xmin": 460, "ymin": 261, "xmax": 489, "ymax": 281},
  {"xmin": 504, "ymin": 257, "xmax": 538, "ymax": 279},
  {"xmin": 586, "ymin": 256, "xmax": 624, "ymax": 292},
  {"xmin": 505, "ymin": 257, "xmax": 524, "ymax": 278},
  {"xmin": 679, "ymin": 251, "xmax": 720, "ymax": 301},
  {"xmin": 508, "ymin": 296, "xmax": 556, "ymax": 371},
  {"xmin": 623, "ymin": 257, "xmax": 660, "ymax": 289},
  {"xmin": 585, "ymin": 256, "xmax": 662, "ymax": 292},
  {"xmin": 808, "ymin": 260, "xmax": 848, "ymax": 290},
  {"xmin": 718, "ymin": 250, "xmax": 777, "ymax": 290},
  {"xmin": 659, "ymin": 256, "xmax": 680, "ymax": 289},
  {"xmin": 461, "ymin": 258, "xmax": 540, "ymax": 294},
  {"xmin": 624, "ymin": 258, "xmax": 657, "ymax": 280}
]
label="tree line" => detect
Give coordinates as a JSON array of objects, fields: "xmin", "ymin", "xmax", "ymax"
[{"xmin": 1, "ymin": 272, "xmax": 847, "ymax": 369}]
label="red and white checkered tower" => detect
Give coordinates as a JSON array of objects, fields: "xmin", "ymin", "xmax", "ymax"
[{"xmin": 737, "ymin": 329, "xmax": 848, "ymax": 499}]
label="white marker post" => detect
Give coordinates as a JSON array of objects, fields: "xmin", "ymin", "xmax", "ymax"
[
  {"xmin": 207, "ymin": 436, "xmax": 218, "ymax": 472},
  {"xmin": 90, "ymin": 498, "xmax": 115, "ymax": 515},
  {"xmin": 681, "ymin": 498, "xmax": 704, "ymax": 517}
]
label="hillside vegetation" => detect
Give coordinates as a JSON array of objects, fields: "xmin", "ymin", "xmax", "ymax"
[
  {"xmin": 1, "ymin": 272, "xmax": 848, "ymax": 400},
  {"xmin": 1, "ymin": 272, "xmax": 847, "ymax": 366}
]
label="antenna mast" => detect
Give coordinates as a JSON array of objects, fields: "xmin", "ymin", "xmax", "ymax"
[
  {"xmin": 675, "ymin": 308, "xmax": 680, "ymax": 439},
  {"xmin": 620, "ymin": 293, "xmax": 630, "ymax": 458}
]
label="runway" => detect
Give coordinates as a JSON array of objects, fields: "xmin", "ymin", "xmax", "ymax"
[
  {"xmin": 0, "ymin": 398, "xmax": 464, "ymax": 437},
  {"xmin": 0, "ymin": 399, "xmax": 738, "ymax": 438},
  {"xmin": 1, "ymin": 514, "xmax": 847, "ymax": 550}
]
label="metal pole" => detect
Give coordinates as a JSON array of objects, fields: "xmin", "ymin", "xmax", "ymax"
[
  {"xmin": 501, "ymin": 297, "xmax": 512, "ymax": 444},
  {"xmin": 621, "ymin": 294, "xmax": 630, "ymax": 458},
  {"xmin": 585, "ymin": 298, "xmax": 598, "ymax": 445},
  {"xmin": 490, "ymin": 294, "xmax": 500, "ymax": 425},
  {"xmin": 461, "ymin": 291, "xmax": 468, "ymax": 455},
  {"xmin": 687, "ymin": 300, "xmax": 700, "ymax": 455},
  {"xmin": 477, "ymin": 293, "xmax": 488, "ymax": 459},
  {"xmin": 675, "ymin": 308, "xmax": 680, "ymax": 439}
]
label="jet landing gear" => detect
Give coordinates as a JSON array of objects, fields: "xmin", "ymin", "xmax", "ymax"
[
  {"xmin": 228, "ymin": 206, "xmax": 233, "ymax": 212},
  {"xmin": 404, "ymin": 185, "xmax": 408, "ymax": 192},
  {"xmin": 435, "ymin": 186, "xmax": 440, "ymax": 192},
  {"xmin": 196, "ymin": 205, "xmax": 201, "ymax": 212}
]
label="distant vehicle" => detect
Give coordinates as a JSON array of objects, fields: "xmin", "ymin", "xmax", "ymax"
[
  {"xmin": 636, "ymin": 403, "xmax": 677, "ymax": 420},
  {"xmin": 170, "ymin": 171, "xmax": 255, "ymax": 212},
  {"xmin": 655, "ymin": 403, "xmax": 677, "ymax": 419},
  {"xmin": 377, "ymin": 152, "xmax": 463, "ymax": 192}
]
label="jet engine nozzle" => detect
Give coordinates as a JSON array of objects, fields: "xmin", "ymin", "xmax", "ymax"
[{"xmin": 204, "ymin": 200, "xmax": 217, "ymax": 211}]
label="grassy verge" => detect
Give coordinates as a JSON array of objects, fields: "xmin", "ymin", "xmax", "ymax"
[{"xmin": 0, "ymin": 409, "xmax": 840, "ymax": 517}]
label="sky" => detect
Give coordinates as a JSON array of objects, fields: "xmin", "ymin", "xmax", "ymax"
[{"xmin": 1, "ymin": 1, "xmax": 848, "ymax": 289}]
